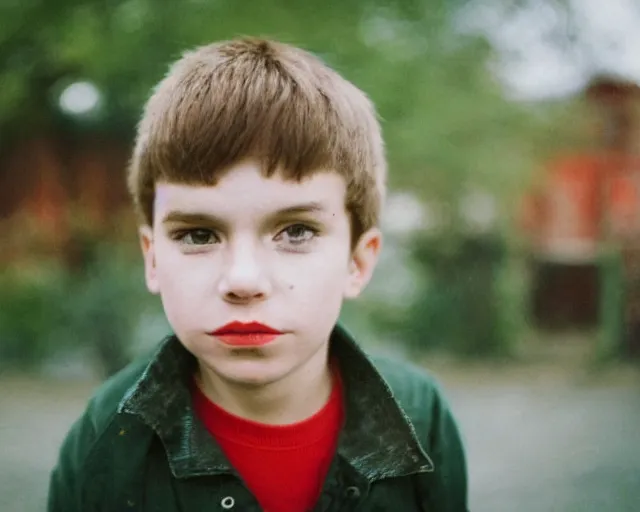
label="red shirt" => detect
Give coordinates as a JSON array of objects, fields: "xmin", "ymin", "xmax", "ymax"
[{"xmin": 192, "ymin": 369, "xmax": 344, "ymax": 512}]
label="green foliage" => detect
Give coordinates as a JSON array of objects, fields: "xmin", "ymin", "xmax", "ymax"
[
  {"xmin": 0, "ymin": 245, "xmax": 163, "ymax": 375},
  {"xmin": 373, "ymin": 233, "xmax": 518, "ymax": 357},
  {"xmin": 0, "ymin": 265, "xmax": 69, "ymax": 368},
  {"xmin": 597, "ymin": 247, "xmax": 626, "ymax": 360},
  {"xmin": 61, "ymin": 242, "xmax": 159, "ymax": 377}
]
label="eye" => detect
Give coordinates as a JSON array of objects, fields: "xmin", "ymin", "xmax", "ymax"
[
  {"xmin": 275, "ymin": 224, "xmax": 318, "ymax": 245},
  {"xmin": 175, "ymin": 229, "xmax": 218, "ymax": 246}
]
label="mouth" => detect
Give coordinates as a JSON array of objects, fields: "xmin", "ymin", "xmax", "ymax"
[{"xmin": 207, "ymin": 321, "xmax": 284, "ymax": 347}]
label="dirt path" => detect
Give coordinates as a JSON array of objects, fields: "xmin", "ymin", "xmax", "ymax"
[
  {"xmin": 2, "ymin": 360, "xmax": 640, "ymax": 512},
  {"xmin": 432, "ymin": 360, "xmax": 640, "ymax": 512},
  {"xmin": 0, "ymin": 374, "xmax": 99, "ymax": 512}
]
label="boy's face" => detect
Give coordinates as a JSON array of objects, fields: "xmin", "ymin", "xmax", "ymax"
[{"xmin": 140, "ymin": 161, "xmax": 381, "ymax": 386}]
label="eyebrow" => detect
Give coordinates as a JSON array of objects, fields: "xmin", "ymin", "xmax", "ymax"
[{"xmin": 161, "ymin": 201, "xmax": 327, "ymax": 226}]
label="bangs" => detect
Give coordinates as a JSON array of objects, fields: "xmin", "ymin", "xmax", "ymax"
[
  {"xmin": 129, "ymin": 39, "xmax": 385, "ymax": 233},
  {"xmin": 138, "ymin": 47, "xmax": 368, "ymax": 187}
]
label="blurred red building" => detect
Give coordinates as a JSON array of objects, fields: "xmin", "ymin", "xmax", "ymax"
[
  {"xmin": 522, "ymin": 75, "xmax": 640, "ymax": 353},
  {"xmin": 0, "ymin": 132, "xmax": 133, "ymax": 270}
]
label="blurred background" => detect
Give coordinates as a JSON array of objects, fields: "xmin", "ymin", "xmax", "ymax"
[{"xmin": 2, "ymin": 0, "xmax": 640, "ymax": 510}]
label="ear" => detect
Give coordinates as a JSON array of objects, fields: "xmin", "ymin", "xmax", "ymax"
[
  {"xmin": 344, "ymin": 228, "xmax": 382, "ymax": 299},
  {"xmin": 139, "ymin": 225, "xmax": 160, "ymax": 295}
]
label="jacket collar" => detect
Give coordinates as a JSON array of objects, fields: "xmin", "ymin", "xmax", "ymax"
[{"xmin": 119, "ymin": 324, "xmax": 433, "ymax": 481}]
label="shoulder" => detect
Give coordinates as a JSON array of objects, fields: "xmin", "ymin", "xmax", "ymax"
[
  {"xmin": 370, "ymin": 352, "xmax": 469, "ymax": 511},
  {"xmin": 368, "ymin": 352, "xmax": 454, "ymax": 441},
  {"xmin": 66, "ymin": 345, "xmax": 159, "ymax": 460},
  {"xmin": 48, "ymin": 347, "xmax": 160, "ymax": 510},
  {"xmin": 85, "ymin": 348, "xmax": 157, "ymax": 431},
  {"xmin": 370, "ymin": 353, "xmax": 443, "ymax": 411}
]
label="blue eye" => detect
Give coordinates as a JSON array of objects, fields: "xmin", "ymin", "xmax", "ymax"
[
  {"xmin": 276, "ymin": 224, "xmax": 319, "ymax": 246},
  {"xmin": 285, "ymin": 225, "xmax": 315, "ymax": 243},
  {"xmin": 176, "ymin": 229, "xmax": 218, "ymax": 245}
]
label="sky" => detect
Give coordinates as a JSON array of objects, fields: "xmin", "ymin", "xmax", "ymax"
[{"xmin": 457, "ymin": 0, "xmax": 640, "ymax": 101}]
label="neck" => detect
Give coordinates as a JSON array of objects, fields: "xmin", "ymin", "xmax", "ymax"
[{"xmin": 196, "ymin": 348, "xmax": 333, "ymax": 425}]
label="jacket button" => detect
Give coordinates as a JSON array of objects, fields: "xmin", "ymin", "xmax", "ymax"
[
  {"xmin": 220, "ymin": 496, "xmax": 235, "ymax": 509},
  {"xmin": 345, "ymin": 486, "xmax": 361, "ymax": 499}
]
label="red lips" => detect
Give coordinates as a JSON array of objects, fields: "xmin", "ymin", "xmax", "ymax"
[{"xmin": 209, "ymin": 321, "xmax": 283, "ymax": 347}]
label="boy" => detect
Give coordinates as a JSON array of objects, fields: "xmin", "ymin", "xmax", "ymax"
[{"xmin": 48, "ymin": 38, "xmax": 468, "ymax": 511}]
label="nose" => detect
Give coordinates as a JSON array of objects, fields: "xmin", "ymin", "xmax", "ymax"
[{"xmin": 218, "ymin": 239, "xmax": 271, "ymax": 304}]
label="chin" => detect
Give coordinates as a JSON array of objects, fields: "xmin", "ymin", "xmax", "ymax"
[{"xmin": 206, "ymin": 356, "xmax": 292, "ymax": 387}]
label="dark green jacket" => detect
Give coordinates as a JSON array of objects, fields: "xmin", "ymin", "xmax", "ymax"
[{"xmin": 48, "ymin": 325, "xmax": 468, "ymax": 511}]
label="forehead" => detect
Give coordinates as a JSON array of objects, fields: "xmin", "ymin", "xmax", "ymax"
[{"xmin": 154, "ymin": 162, "xmax": 347, "ymax": 216}]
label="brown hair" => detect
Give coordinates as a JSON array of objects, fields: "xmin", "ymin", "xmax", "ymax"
[{"xmin": 127, "ymin": 38, "xmax": 386, "ymax": 239}]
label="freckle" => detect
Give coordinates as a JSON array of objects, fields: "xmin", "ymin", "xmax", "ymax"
[{"xmin": 289, "ymin": 284, "xmax": 294, "ymax": 290}]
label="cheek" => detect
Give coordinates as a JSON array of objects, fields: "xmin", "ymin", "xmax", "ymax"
[
  {"xmin": 282, "ymin": 252, "xmax": 350, "ymax": 307},
  {"xmin": 154, "ymin": 247, "xmax": 213, "ymax": 314},
  {"xmin": 156, "ymin": 269, "xmax": 208, "ymax": 337}
]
